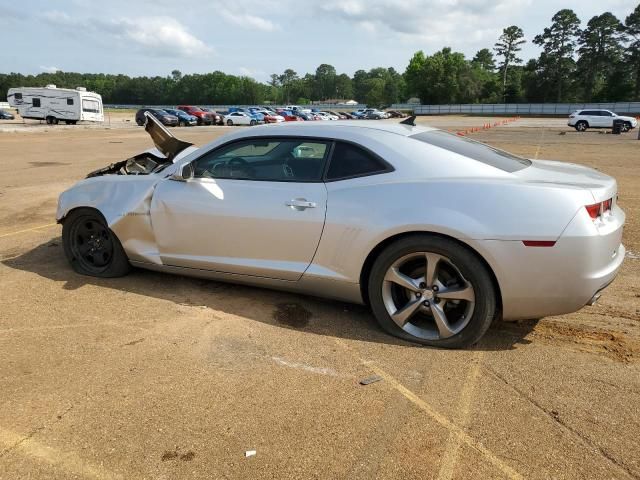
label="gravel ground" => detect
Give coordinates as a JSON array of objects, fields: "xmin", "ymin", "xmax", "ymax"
[{"xmin": 0, "ymin": 116, "xmax": 639, "ymax": 479}]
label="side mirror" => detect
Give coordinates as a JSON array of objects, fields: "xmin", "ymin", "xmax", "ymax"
[{"xmin": 171, "ymin": 162, "xmax": 194, "ymax": 182}]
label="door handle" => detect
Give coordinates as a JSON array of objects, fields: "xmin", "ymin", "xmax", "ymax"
[{"xmin": 286, "ymin": 198, "xmax": 316, "ymax": 210}]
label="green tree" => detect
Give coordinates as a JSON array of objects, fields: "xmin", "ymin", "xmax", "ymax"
[
  {"xmin": 624, "ymin": 4, "xmax": 640, "ymax": 99},
  {"xmin": 494, "ymin": 26, "xmax": 526, "ymax": 102},
  {"xmin": 533, "ymin": 9, "xmax": 581, "ymax": 102},
  {"xmin": 577, "ymin": 12, "xmax": 624, "ymax": 101},
  {"xmin": 314, "ymin": 64, "xmax": 337, "ymax": 100},
  {"xmin": 472, "ymin": 48, "xmax": 495, "ymax": 71}
]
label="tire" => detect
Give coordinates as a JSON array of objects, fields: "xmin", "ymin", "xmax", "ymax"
[
  {"xmin": 622, "ymin": 122, "xmax": 631, "ymax": 133},
  {"xmin": 250, "ymin": 120, "xmax": 256, "ymax": 126},
  {"xmin": 45, "ymin": 116, "xmax": 53, "ymax": 125},
  {"xmin": 227, "ymin": 119, "xmax": 233, "ymax": 126},
  {"xmin": 197, "ymin": 118, "xmax": 203, "ymax": 126},
  {"xmin": 179, "ymin": 120, "xmax": 186, "ymax": 127},
  {"xmin": 575, "ymin": 121, "xmax": 588, "ymax": 132},
  {"xmin": 368, "ymin": 235, "xmax": 496, "ymax": 348},
  {"xmin": 136, "ymin": 119, "xmax": 144, "ymax": 126},
  {"xmin": 62, "ymin": 208, "xmax": 131, "ymax": 278}
]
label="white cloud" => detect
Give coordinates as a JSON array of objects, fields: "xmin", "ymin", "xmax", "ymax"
[
  {"xmin": 220, "ymin": 9, "xmax": 279, "ymax": 32},
  {"xmin": 42, "ymin": 12, "xmax": 213, "ymax": 58},
  {"xmin": 319, "ymin": 0, "xmax": 531, "ymax": 46},
  {"xmin": 40, "ymin": 66, "xmax": 62, "ymax": 73}
]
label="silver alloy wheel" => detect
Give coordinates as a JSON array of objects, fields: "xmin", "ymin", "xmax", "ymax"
[{"xmin": 381, "ymin": 252, "xmax": 475, "ymax": 340}]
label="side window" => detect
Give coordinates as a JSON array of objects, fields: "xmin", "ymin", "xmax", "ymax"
[
  {"xmin": 32, "ymin": 98, "xmax": 41, "ymax": 107},
  {"xmin": 193, "ymin": 138, "xmax": 330, "ymax": 182},
  {"xmin": 67, "ymin": 98, "xmax": 74, "ymax": 105},
  {"xmin": 326, "ymin": 141, "xmax": 390, "ymax": 180}
]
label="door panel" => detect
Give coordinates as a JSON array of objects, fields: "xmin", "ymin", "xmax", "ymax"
[{"xmin": 149, "ymin": 178, "xmax": 327, "ymax": 280}]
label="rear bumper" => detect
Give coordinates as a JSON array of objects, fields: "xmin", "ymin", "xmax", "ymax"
[{"xmin": 478, "ymin": 206, "xmax": 625, "ymax": 320}]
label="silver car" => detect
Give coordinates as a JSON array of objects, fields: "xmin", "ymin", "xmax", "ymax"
[{"xmin": 56, "ymin": 114, "xmax": 625, "ymax": 348}]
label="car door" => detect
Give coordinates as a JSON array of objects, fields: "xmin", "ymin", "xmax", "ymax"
[
  {"xmin": 599, "ymin": 111, "xmax": 614, "ymax": 127},
  {"xmin": 149, "ymin": 137, "xmax": 330, "ymax": 281}
]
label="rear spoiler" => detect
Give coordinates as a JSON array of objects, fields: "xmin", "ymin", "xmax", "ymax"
[{"xmin": 400, "ymin": 115, "xmax": 416, "ymax": 126}]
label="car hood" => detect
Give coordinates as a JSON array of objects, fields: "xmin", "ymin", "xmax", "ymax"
[
  {"xmin": 514, "ymin": 159, "xmax": 616, "ymax": 203},
  {"xmin": 616, "ymin": 115, "xmax": 636, "ymax": 122},
  {"xmin": 144, "ymin": 112, "xmax": 193, "ymax": 159}
]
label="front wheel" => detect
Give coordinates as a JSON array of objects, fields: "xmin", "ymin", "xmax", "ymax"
[
  {"xmin": 227, "ymin": 119, "xmax": 233, "ymax": 126},
  {"xmin": 622, "ymin": 122, "xmax": 631, "ymax": 132},
  {"xmin": 250, "ymin": 120, "xmax": 256, "ymax": 126},
  {"xmin": 368, "ymin": 235, "xmax": 496, "ymax": 348},
  {"xmin": 575, "ymin": 121, "xmax": 588, "ymax": 132},
  {"xmin": 62, "ymin": 208, "xmax": 131, "ymax": 278}
]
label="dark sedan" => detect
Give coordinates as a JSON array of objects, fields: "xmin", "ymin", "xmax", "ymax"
[{"xmin": 135, "ymin": 109, "xmax": 178, "ymax": 127}]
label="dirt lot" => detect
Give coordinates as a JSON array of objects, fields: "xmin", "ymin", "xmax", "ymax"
[{"xmin": 1, "ymin": 116, "xmax": 639, "ymax": 479}]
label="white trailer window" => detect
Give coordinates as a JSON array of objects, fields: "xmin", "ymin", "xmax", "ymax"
[{"xmin": 82, "ymin": 99, "xmax": 100, "ymax": 113}]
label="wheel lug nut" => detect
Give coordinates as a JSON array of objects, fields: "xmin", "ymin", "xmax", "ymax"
[
  {"xmin": 432, "ymin": 285, "xmax": 439, "ymax": 292},
  {"xmin": 423, "ymin": 301, "xmax": 429, "ymax": 307},
  {"xmin": 416, "ymin": 292, "xmax": 422, "ymax": 298}
]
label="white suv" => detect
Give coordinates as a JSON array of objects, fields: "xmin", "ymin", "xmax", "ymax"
[{"xmin": 568, "ymin": 109, "xmax": 637, "ymax": 132}]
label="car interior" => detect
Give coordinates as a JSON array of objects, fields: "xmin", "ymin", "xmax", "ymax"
[{"xmin": 193, "ymin": 139, "xmax": 329, "ymax": 182}]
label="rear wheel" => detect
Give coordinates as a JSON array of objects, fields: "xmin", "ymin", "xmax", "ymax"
[
  {"xmin": 46, "ymin": 116, "xmax": 58, "ymax": 125},
  {"xmin": 368, "ymin": 235, "xmax": 496, "ymax": 348},
  {"xmin": 136, "ymin": 119, "xmax": 144, "ymax": 126},
  {"xmin": 575, "ymin": 121, "xmax": 588, "ymax": 132},
  {"xmin": 250, "ymin": 120, "xmax": 256, "ymax": 126},
  {"xmin": 62, "ymin": 208, "xmax": 131, "ymax": 278}
]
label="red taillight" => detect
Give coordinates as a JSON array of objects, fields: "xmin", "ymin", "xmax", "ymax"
[
  {"xmin": 585, "ymin": 203, "xmax": 601, "ymax": 219},
  {"xmin": 585, "ymin": 198, "xmax": 613, "ymax": 220}
]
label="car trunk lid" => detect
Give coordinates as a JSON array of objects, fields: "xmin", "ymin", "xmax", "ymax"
[{"xmin": 514, "ymin": 159, "xmax": 617, "ymax": 203}]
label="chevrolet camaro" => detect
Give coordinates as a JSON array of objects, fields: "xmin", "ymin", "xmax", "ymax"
[{"xmin": 56, "ymin": 114, "xmax": 625, "ymax": 348}]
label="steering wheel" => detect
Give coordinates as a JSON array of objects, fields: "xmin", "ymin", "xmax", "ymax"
[{"xmin": 227, "ymin": 157, "xmax": 254, "ymax": 178}]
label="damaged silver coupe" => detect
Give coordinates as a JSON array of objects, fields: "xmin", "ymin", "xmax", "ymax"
[{"xmin": 57, "ymin": 113, "xmax": 625, "ymax": 348}]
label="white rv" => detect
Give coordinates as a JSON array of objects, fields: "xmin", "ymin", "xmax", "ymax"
[{"xmin": 7, "ymin": 85, "xmax": 103, "ymax": 124}]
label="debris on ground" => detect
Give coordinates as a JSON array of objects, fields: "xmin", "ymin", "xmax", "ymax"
[{"xmin": 359, "ymin": 375, "xmax": 383, "ymax": 386}]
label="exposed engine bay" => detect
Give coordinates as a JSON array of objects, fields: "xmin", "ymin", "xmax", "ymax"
[
  {"xmin": 86, "ymin": 151, "xmax": 172, "ymax": 177},
  {"xmin": 86, "ymin": 112, "xmax": 194, "ymax": 178}
]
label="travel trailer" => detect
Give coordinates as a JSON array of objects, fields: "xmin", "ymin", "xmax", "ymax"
[{"xmin": 7, "ymin": 85, "xmax": 103, "ymax": 124}]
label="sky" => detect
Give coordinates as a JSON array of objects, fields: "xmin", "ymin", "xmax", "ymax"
[{"xmin": 1, "ymin": 0, "xmax": 637, "ymax": 82}]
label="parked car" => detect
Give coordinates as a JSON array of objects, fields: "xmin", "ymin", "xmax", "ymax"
[
  {"xmin": 276, "ymin": 110, "xmax": 303, "ymax": 122},
  {"xmin": 56, "ymin": 116, "xmax": 626, "ymax": 348},
  {"xmin": 387, "ymin": 110, "xmax": 407, "ymax": 118},
  {"xmin": 177, "ymin": 105, "xmax": 213, "ymax": 125},
  {"xmin": 0, "ymin": 109, "xmax": 15, "ymax": 120},
  {"xmin": 135, "ymin": 108, "xmax": 178, "ymax": 127},
  {"xmin": 164, "ymin": 108, "xmax": 197, "ymax": 127},
  {"xmin": 326, "ymin": 111, "xmax": 348, "ymax": 120},
  {"xmin": 224, "ymin": 111, "xmax": 257, "ymax": 126},
  {"xmin": 340, "ymin": 112, "xmax": 355, "ymax": 120},
  {"xmin": 201, "ymin": 108, "xmax": 224, "ymax": 126},
  {"xmin": 263, "ymin": 112, "xmax": 286, "ymax": 123},
  {"xmin": 230, "ymin": 107, "xmax": 263, "ymax": 123},
  {"xmin": 364, "ymin": 109, "xmax": 389, "ymax": 120},
  {"xmin": 292, "ymin": 111, "xmax": 313, "ymax": 121},
  {"xmin": 568, "ymin": 110, "xmax": 638, "ymax": 132}
]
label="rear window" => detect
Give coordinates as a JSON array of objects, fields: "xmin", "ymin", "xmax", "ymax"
[{"xmin": 410, "ymin": 130, "xmax": 531, "ymax": 173}]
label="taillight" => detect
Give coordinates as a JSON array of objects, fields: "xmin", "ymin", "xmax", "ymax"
[{"xmin": 585, "ymin": 198, "xmax": 612, "ymax": 220}]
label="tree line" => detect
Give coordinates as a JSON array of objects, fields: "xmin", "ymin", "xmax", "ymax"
[{"xmin": 1, "ymin": 5, "xmax": 638, "ymax": 106}]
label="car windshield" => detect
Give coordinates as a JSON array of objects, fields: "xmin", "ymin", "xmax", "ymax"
[
  {"xmin": 410, "ymin": 130, "xmax": 531, "ymax": 172},
  {"xmin": 153, "ymin": 109, "xmax": 169, "ymax": 115},
  {"xmin": 189, "ymin": 106, "xmax": 202, "ymax": 112}
]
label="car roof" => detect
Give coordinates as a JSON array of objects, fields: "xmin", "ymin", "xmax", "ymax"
[{"xmin": 242, "ymin": 121, "xmax": 436, "ymax": 138}]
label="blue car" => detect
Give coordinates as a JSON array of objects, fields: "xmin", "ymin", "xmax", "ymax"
[{"xmin": 164, "ymin": 109, "xmax": 198, "ymax": 127}]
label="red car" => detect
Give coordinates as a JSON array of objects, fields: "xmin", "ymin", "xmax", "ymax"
[
  {"xmin": 177, "ymin": 105, "xmax": 213, "ymax": 125},
  {"xmin": 276, "ymin": 109, "xmax": 303, "ymax": 122}
]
